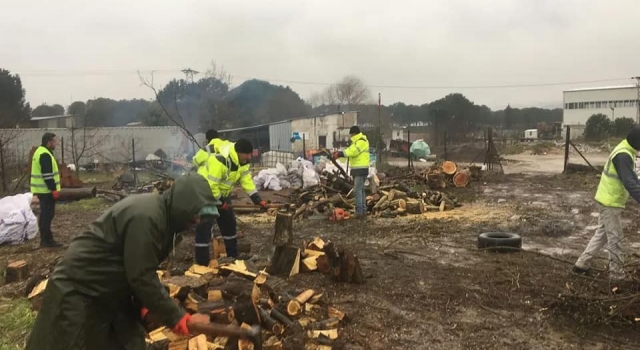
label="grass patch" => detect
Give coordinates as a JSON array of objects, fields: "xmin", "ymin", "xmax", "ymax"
[{"xmin": 0, "ymin": 298, "xmax": 35, "ymax": 350}]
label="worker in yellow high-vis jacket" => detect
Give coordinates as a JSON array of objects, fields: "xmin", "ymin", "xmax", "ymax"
[
  {"xmin": 194, "ymin": 139, "xmax": 266, "ymax": 264},
  {"xmin": 30, "ymin": 133, "xmax": 62, "ymax": 248},
  {"xmin": 574, "ymin": 125, "xmax": 640, "ymax": 281},
  {"xmin": 333, "ymin": 126, "xmax": 370, "ymax": 218},
  {"xmin": 192, "ymin": 129, "xmax": 232, "ymax": 170}
]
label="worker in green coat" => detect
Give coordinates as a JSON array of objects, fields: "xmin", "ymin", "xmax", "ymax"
[{"xmin": 25, "ymin": 174, "xmax": 219, "ymax": 350}]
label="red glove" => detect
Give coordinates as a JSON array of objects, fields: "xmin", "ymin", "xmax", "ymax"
[
  {"xmin": 140, "ymin": 307, "xmax": 150, "ymax": 320},
  {"xmin": 220, "ymin": 202, "xmax": 230, "ymax": 211},
  {"xmin": 333, "ymin": 151, "xmax": 339, "ymax": 160},
  {"xmin": 172, "ymin": 313, "xmax": 192, "ymax": 335},
  {"xmin": 259, "ymin": 200, "xmax": 268, "ymax": 211},
  {"xmin": 52, "ymin": 190, "xmax": 60, "ymax": 200}
]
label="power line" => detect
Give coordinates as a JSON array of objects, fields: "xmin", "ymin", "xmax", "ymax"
[{"xmin": 13, "ymin": 69, "xmax": 631, "ymax": 90}]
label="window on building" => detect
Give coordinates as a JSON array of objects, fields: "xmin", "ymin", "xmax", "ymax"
[
  {"xmin": 596, "ymin": 101, "xmax": 602, "ymax": 108},
  {"xmin": 579, "ymin": 102, "xmax": 584, "ymax": 109},
  {"xmin": 602, "ymin": 101, "xmax": 608, "ymax": 108},
  {"xmin": 589, "ymin": 101, "xmax": 596, "ymax": 109}
]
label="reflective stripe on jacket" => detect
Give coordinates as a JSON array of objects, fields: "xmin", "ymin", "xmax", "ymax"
[
  {"xmin": 202, "ymin": 143, "xmax": 257, "ymax": 199},
  {"xmin": 31, "ymin": 146, "xmax": 60, "ymax": 194}
]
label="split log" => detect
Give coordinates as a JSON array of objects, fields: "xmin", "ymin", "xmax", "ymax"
[
  {"xmin": 6, "ymin": 260, "xmax": 29, "ymax": 283},
  {"xmin": 270, "ymin": 307, "xmax": 295, "ymax": 327},
  {"xmin": 293, "ymin": 204, "xmax": 307, "ymax": 220},
  {"xmin": 441, "ymin": 161, "xmax": 457, "ymax": 175},
  {"xmin": 372, "ymin": 195, "xmax": 388, "ymax": 210},
  {"xmin": 268, "ymin": 246, "xmax": 301, "ymax": 277},
  {"xmin": 387, "ymin": 189, "xmax": 408, "ymax": 201},
  {"xmin": 453, "ymin": 170, "xmax": 470, "ymax": 187},
  {"xmin": 162, "ymin": 275, "xmax": 208, "ymax": 300},
  {"xmin": 188, "ymin": 334, "xmax": 208, "ymax": 350},
  {"xmin": 301, "ymin": 256, "xmax": 318, "ymax": 272},
  {"xmin": 277, "ymin": 293, "xmax": 303, "ymax": 316},
  {"xmin": 273, "ymin": 212, "xmax": 294, "ymax": 246},
  {"xmin": 322, "ymin": 242, "xmax": 364, "ymax": 284},
  {"xmin": 312, "ymin": 193, "xmax": 351, "ymax": 210},
  {"xmin": 258, "ymin": 307, "xmax": 285, "ymax": 335},
  {"xmin": 405, "ymin": 201, "xmax": 425, "ymax": 215}
]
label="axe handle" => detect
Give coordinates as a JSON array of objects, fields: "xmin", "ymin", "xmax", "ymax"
[{"xmin": 187, "ymin": 321, "xmax": 258, "ymax": 339}]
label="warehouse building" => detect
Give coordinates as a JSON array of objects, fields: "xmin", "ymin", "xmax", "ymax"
[{"xmin": 563, "ymin": 85, "xmax": 640, "ymax": 139}]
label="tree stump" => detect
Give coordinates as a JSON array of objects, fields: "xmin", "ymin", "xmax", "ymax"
[
  {"xmin": 6, "ymin": 260, "xmax": 29, "ymax": 283},
  {"xmin": 442, "ymin": 161, "xmax": 457, "ymax": 175},
  {"xmin": 453, "ymin": 170, "xmax": 470, "ymax": 187},
  {"xmin": 273, "ymin": 212, "xmax": 293, "ymax": 246}
]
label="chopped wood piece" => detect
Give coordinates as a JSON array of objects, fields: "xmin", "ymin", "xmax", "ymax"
[
  {"xmin": 268, "ymin": 246, "xmax": 300, "ymax": 278},
  {"xmin": 316, "ymin": 255, "xmax": 331, "ymax": 274},
  {"xmin": 188, "ymin": 334, "xmax": 208, "ymax": 350},
  {"xmin": 264, "ymin": 336, "xmax": 284, "ymax": 350},
  {"xmin": 163, "ymin": 275, "xmax": 208, "ymax": 299},
  {"xmin": 6, "ymin": 260, "xmax": 29, "ymax": 283},
  {"xmin": 208, "ymin": 290, "xmax": 223, "ymax": 301},
  {"xmin": 295, "ymin": 289, "xmax": 315, "ymax": 304},
  {"xmin": 168, "ymin": 339, "xmax": 190, "ymax": 350},
  {"xmin": 254, "ymin": 271, "xmax": 268, "ymax": 285},
  {"xmin": 258, "ymin": 307, "xmax": 285, "ymax": 335},
  {"xmin": 328, "ymin": 306, "xmax": 346, "ymax": 321},
  {"xmin": 307, "ymin": 329, "xmax": 338, "ymax": 340},
  {"xmin": 405, "ymin": 201, "xmax": 425, "ymax": 214},
  {"xmin": 148, "ymin": 327, "xmax": 168, "ymax": 342},
  {"xmin": 307, "ymin": 237, "xmax": 325, "ymax": 251},
  {"xmin": 213, "ymin": 236, "xmax": 226, "ymax": 259},
  {"xmin": 270, "ymin": 307, "xmax": 294, "ymax": 327},
  {"xmin": 301, "ymin": 256, "xmax": 318, "ymax": 272},
  {"xmin": 189, "ymin": 264, "xmax": 216, "ymax": 275},
  {"xmin": 304, "ymin": 249, "xmax": 325, "ymax": 257}
]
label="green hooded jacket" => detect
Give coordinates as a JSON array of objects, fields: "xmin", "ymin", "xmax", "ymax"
[{"xmin": 26, "ymin": 174, "xmax": 218, "ymax": 350}]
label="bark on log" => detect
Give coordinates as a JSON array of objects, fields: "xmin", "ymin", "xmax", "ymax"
[
  {"xmin": 308, "ymin": 317, "xmax": 340, "ymax": 330},
  {"xmin": 405, "ymin": 201, "xmax": 425, "ymax": 214},
  {"xmin": 258, "ymin": 307, "xmax": 285, "ymax": 335},
  {"xmin": 6, "ymin": 260, "xmax": 29, "ymax": 283},
  {"xmin": 270, "ymin": 307, "xmax": 295, "ymax": 327},
  {"xmin": 58, "ymin": 187, "xmax": 97, "ymax": 201},
  {"xmin": 268, "ymin": 245, "xmax": 300, "ymax": 277},
  {"xmin": 387, "ymin": 189, "xmax": 408, "ymax": 201},
  {"xmin": 322, "ymin": 242, "xmax": 364, "ymax": 284},
  {"xmin": 273, "ymin": 212, "xmax": 293, "ymax": 246}
]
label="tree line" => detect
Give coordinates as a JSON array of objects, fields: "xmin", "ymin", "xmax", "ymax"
[{"xmin": 0, "ymin": 66, "xmax": 561, "ymax": 136}]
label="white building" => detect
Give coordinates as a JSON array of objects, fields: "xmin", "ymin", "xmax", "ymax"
[{"xmin": 563, "ymin": 85, "xmax": 640, "ymax": 139}]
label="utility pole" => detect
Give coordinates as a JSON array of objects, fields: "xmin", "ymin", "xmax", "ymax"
[
  {"xmin": 377, "ymin": 93, "xmax": 382, "ymax": 167},
  {"xmin": 633, "ymin": 76, "xmax": 640, "ymax": 123},
  {"xmin": 182, "ymin": 68, "xmax": 199, "ymax": 83}
]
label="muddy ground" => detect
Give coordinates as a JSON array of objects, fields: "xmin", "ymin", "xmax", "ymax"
[{"xmin": 3, "ymin": 161, "xmax": 640, "ymax": 349}]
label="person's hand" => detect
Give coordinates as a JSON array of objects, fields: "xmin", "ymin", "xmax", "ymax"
[
  {"xmin": 52, "ymin": 190, "xmax": 60, "ymax": 200},
  {"xmin": 333, "ymin": 151, "xmax": 339, "ymax": 160},
  {"xmin": 172, "ymin": 313, "xmax": 192, "ymax": 335},
  {"xmin": 189, "ymin": 313, "xmax": 211, "ymax": 325},
  {"xmin": 259, "ymin": 200, "xmax": 268, "ymax": 211},
  {"xmin": 219, "ymin": 202, "xmax": 230, "ymax": 211}
]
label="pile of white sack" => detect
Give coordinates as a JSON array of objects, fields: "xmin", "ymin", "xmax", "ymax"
[
  {"xmin": 253, "ymin": 158, "xmax": 320, "ymax": 191},
  {"xmin": 253, "ymin": 155, "xmax": 378, "ymax": 191},
  {"xmin": 0, "ymin": 192, "xmax": 38, "ymax": 246}
]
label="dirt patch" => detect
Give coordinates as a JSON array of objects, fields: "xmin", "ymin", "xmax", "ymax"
[{"xmin": 3, "ymin": 172, "xmax": 640, "ymax": 349}]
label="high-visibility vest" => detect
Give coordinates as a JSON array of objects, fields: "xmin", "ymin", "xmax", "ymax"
[
  {"xmin": 594, "ymin": 139, "xmax": 637, "ymax": 208},
  {"xmin": 192, "ymin": 138, "xmax": 233, "ymax": 169},
  {"xmin": 202, "ymin": 143, "xmax": 256, "ymax": 199},
  {"xmin": 30, "ymin": 146, "xmax": 60, "ymax": 194},
  {"xmin": 344, "ymin": 133, "xmax": 370, "ymax": 170}
]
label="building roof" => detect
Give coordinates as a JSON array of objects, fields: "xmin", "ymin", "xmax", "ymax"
[
  {"xmin": 564, "ymin": 85, "xmax": 638, "ymax": 92},
  {"xmin": 30, "ymin": 114, "xmax": 73, "ymax": 121},
  {"xmin": 219, "ymin": 110, "xmax": 359, "ymax": 133}
]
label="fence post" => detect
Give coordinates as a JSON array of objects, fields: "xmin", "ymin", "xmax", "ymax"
[
  {"xmin": 563, "ymin": 126, "xmax": 571, "ymax": 174},
  {"xmin": 302, "ymin": 133, "xmax": 306, "ymax": 160},
  {"xmin": 407, "ymin": 128, "xmax": 411, "ymax": 168},
  {"xmin": 132, "ymin": 137, "xmax": 137, "ymax": 186},
  {"xmin": 61, "ymin": 137, "xmax": 65, "ymax": 164},
  {"xmin": 0, "ymin": 141, "xmax": 5, "ymax": 192}
]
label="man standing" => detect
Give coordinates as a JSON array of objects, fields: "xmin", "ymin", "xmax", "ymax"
[
  {"xmin": 31, "ymin": 132, "xmax": 61, "ymax": 248},
  {"xmin": 573, "ymin": 125, "xmax": 640, "ymax": 280},
  {"xmin": 334, "ymin": 126, "xmax": 370, "ymax": 218},
  {"xmin": 196, "ymin": 139, "xmax": 266, "ymax": 263}
]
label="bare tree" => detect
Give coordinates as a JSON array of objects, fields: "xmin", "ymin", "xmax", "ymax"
[
  {"xmin": 66, "ymin": 110, "xmax": 111, "ymax": 178},
  {"xmin": 138, "ymin": 71, "xmax": 201, "ymax": 148},
  {"xmin": 309, "ymin": 75, "xmax": 371, "ymax": 109},
  {"xmin": 0, "ymin": 128, "xmax": 24, "ymax": 192},
  {"xmin": 205, "ymin": 60, "xmax": 233, "ymax": 87}
]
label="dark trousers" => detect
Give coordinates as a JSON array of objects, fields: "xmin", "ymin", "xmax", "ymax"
[
  {"xmin": 37, "ymin": 194, "xmax": 56, "ymax": 244},
  {"xmin": 194, "ymin": 207, "xmax": 238, "ymax": 265}
]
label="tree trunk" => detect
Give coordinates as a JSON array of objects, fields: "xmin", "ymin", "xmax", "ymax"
[
  {"xmin": 58, "ymin": 187, "xmax": 97, "ymax": 201},
  {"xmin": 442, "ymin": 161, "xmax": 457, "ymax": 175},
  {"xmin": 453, "ymin": 170, "xmax": 470, "ymax": 187}
]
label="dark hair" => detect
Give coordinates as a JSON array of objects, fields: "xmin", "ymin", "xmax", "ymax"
[
  {"xmin": 205, "ymin": 129, "xmax": 219, "ymax": 142},
  {"xmin": 42, "ymin": 133, "xmax": 56, "ymax": 146},
  {"xmin": 234, "ymin": 138, "xmax": 253, "ymax": 154},
  {"xmin": 349, "ymin": 126, "xmax": 361, "ymax": 135}
]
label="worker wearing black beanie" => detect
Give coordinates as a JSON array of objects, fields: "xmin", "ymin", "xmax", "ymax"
[{"xmin": 574, "ymin": 123, "xmax": 640, "ymax": 281}]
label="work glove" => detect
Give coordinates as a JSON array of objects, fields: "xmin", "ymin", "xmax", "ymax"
[
  {"xmin": 218, "ymin": 197, "xmax": 231, "ymax": 211},
  {"xmin": 172, "ymin": 313, "xmax": 192, "ymax": 335},
  {"xmin": 333, "ymin": 151, "xmax": 340, "ymax": 160},
  {"xmin": 259, "ymin": 200, "xmax": 268, "ymax": 211},
  {"xmin": 52, "ymin": 190, "xmax": 60, "ymax": 200}
]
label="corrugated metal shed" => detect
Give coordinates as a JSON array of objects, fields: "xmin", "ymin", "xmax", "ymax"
[{"xmin": 268, "ymin": 121, "xmax": 292, "ymax": 152}]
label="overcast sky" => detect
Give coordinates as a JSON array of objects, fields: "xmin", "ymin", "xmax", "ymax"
[{"xmin": 2, "ymin": 0, "xmax": 639, "ymax": 111}]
